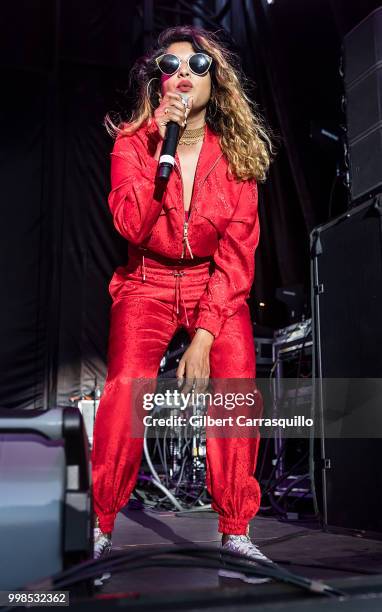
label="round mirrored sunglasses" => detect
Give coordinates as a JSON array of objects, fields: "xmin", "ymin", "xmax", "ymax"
[{"xmin": 155, "ymin": 52, "xmax": 213, "ymax": 77}]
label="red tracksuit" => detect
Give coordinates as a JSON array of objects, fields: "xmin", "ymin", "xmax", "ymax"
[{"xmin": 91, "ymin": 118, "xmax": 263, "ymax": 534}]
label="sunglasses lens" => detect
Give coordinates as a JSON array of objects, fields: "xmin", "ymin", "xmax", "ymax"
[
  {"xmin": 157, "ymin": 54, "xmax": 179, "ymax": 75},
  {"xmin": 189, "ymin": 53, "xmax": 211, "ymax": 75}
]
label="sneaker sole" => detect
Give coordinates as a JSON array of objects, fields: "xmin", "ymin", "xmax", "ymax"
[
  {"xmin": 94, "ymin": 572, "xmax": 112, "ymax": 587},
  {"xmin": 218, "ymin": 569, "xmax": 271, "ymax": 584},
  {"xmin": 93, "ymin": 545, "xmax": 112, "ymax": 587}
]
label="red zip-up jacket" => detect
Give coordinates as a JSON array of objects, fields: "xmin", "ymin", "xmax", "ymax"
[{"xmin": 108, "ymin": 118, "xmax": 260, "ymax": 340}]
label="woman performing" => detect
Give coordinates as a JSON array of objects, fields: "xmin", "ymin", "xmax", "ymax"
[{"xmin": 91, "ymin": 24, "xmax": 275, "ymax": 576}]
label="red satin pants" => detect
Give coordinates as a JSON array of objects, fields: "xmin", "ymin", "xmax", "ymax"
[{"xmin": 91, "ymin": 248, "xmax": 262, "ymax": 535}]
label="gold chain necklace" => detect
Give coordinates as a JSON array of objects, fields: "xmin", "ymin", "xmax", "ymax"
[{"xmin": 178, "ymin": 124, "xmax": 205, "ymax": 146}]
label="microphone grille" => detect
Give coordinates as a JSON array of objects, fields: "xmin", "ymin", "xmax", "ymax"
[{"xmin": 179, "ymin": 93, "xmax": 189, "ymax": 106}]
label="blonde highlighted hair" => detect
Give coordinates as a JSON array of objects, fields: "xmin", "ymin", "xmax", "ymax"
[{"xmin": 105, "ymin": 25, "xmax": 278, "ymax": 182}]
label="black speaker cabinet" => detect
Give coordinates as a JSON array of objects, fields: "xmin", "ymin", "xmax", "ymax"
[
  {"xmin": 344, "ymin": 7, "xmax": 382, "ymax": 202},
  {"xmin": 310, "ymin": 194, "xmax": 382, "ymax": 537}
]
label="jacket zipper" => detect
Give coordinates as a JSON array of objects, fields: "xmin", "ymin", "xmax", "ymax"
[
  {"xmin": 182, "ymin": 220, "xmax": 194, "ymax": 258},
  {"xmin": 175, "ymin": 151, "xmax": 223, "ymax": 260},
  {"xmin": 175, "ymin": 159, "xmax": 194, "ymax": 259}
]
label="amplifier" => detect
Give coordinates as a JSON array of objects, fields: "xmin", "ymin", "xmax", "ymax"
[
  {"xmin": 344, "ymin": 7, "xmax": 382, "ymax": 201},
  {"xmin": 310, "ymin": 193, "xmax": 382, "ymax": 537}
]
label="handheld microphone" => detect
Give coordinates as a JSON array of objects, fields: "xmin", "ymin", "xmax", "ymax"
[{"xmin": 156, "ymin": 93, "xmax": 189, "ymax": 182}]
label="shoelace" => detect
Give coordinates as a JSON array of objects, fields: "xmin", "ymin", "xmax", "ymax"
[
  {"xmin": 223, "ymin": 535, "xmax": 271, "ymax": 563},
  {"xmin": 94, "ymin": 529, "xmax": 112, "ymax": 558}
]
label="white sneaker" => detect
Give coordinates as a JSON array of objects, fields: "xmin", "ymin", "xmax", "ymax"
[
  {"xmin": 219, "ymin": 535, "xmax": 273, "ymax": 584},
  {"xmin": 93, "ymin": 527, "xmax": 112, "ymax": 586},
  {"xmin": 94, "ymin": 527, "xmax": 112, "ymax": 559}
]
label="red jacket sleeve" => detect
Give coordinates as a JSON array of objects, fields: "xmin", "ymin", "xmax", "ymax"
[
  {"xmin": 108, "ymin": 133, "xmax": 164, "ymax": 244},
  {"xmin": 194, "ymin": 178, "xmax": 260, "ymax": 339}
]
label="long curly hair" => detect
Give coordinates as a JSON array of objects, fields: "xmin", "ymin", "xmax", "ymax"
[{"xmin": 105, "ymin": 25, "xmax": 277, "ymax": 182}]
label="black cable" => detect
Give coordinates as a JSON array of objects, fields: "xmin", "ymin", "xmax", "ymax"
[
  {"xmin": 163, "ymin": 425, "xmax": 169, "ymax": 486},
  {"xmin": 268, "ymin": 489, "xmax": 288, "ymax": 517},
  {"xmin": 267, "ymin": 472, "xmax": 310, "ymax": 517},
  {"xmin": 288, "ymin": 486, "xmax": 315, "ymax": 511},
  {"xmin": 262, "ymin": 449, "xmax": 309, "ymax": 497},
  {"xmin": 37, "ymin": 545, "xmax": 346, "ymax": 598},
  {"xmin": 154, "ymin": 430, "xmax": 166, "ymax": 473},
  {"xmin": 272, "ymin": 559, "xmax": 379, "ymax": 576},
  {"xmin": 173, "ymin": 441, "xmax": 191, "ymax": 493},
  {"xmin": 261, "ymin": 438, "xmax": 287, "ymax": 494},
  {"xmin": 278, "ymin": 472, "xmax": 309, "ymax": 501}
]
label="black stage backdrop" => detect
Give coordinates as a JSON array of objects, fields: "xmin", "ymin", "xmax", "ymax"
[{"xmin": 0, "ymin": 0, "xmax": 379, "ymax": 409}]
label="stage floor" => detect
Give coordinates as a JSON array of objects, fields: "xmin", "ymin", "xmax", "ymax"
[{"xmin": 95, "ymin": 505, "xmax": 382, "ymax": 595}]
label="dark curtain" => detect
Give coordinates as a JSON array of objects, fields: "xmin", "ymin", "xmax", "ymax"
[{"xmin": 0, "ymin": 1, "xmax": 139, "ymax": 408}]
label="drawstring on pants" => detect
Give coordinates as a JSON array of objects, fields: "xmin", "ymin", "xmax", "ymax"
[
  {"xmin": 172, "ymin": 270, "xmax": 189, "ymax": 327},
  {"xmin": 140, "ymin": 253, "xmax": 189, "ymax": 327}
]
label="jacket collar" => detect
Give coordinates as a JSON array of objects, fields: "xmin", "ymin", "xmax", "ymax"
[
  {"xmin": 143, "ymin": 119, "xmax": 224, "ymax": 213},
  {"xmin": 175, "ymin": 122, "xmax": 223, "ymax": 185},
  {"xmin": 174, "ymin": 123, "xmax": 224, "ymax": 215},
  {"xmin": 144, "ymin": 119, "xmax": 224, "ymax": 184}
]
